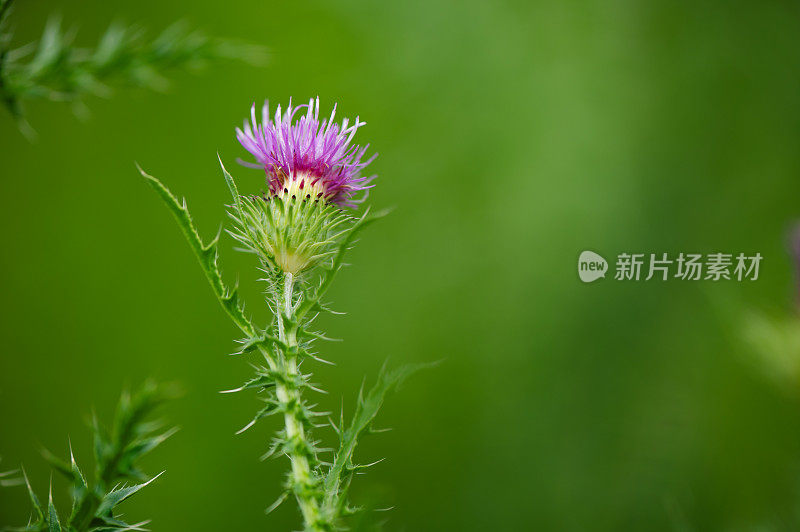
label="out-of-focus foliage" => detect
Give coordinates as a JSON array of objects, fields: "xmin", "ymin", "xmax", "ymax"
[
  {"xmin": 0, "ymin": 459, "xmax": 21, "ymax": 489},
  {"xmin": 742, "ymin": 311, "xmax": 800, "ymax": 394},
  {"xmin": 3, "ymin": 383, "xmax": 175, "ymax": 532},
  {"xmin": 0, "ymin": 1, "xmax": 264, "ymax": 134}
]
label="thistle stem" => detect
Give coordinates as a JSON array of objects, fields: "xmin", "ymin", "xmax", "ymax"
[
  {"xmin": 276, "ymin": 272, "xmax": 325, "ymax": 531},
  {"xmin": 284, "ymin": 272, "xmax": 294, "ymax": 314}
]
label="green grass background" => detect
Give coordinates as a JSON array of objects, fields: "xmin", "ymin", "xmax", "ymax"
[{"xmin": 2, "ymin": 0, "xmax": 800, "ymax": 530}]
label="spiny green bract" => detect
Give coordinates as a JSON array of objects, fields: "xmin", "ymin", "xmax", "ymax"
[
  {"xmin": 228, "ymin": 193, "xmax": 352, "ymax": 276},
  {"xmin": 142, "ymin": 162, "xmax": 427, "ymax": 532},
  {"xmin": 3, "ymin": 382, "xmax": 175, "ymax": 532}
]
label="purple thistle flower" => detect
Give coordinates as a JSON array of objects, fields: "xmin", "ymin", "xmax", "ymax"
[{"xmin": 236, "ymin": 97, "xmax": 377, "ymax": 208}]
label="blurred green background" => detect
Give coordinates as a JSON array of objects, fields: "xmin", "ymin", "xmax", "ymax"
[{"xmin": 2, "ymin": 0, "xmax": 800, "ymax": 530}]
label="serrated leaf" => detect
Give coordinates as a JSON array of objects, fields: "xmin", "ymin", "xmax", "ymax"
[
  {"xmin": 65, "ymin": 442, "xmax": 94, "ymax": 525},
  {"xmin": 264, "ymin": 491, "xmax": 290, "ymax": 515},
  {"xmin": 236, "ymin": 401, "xmax": 280, "ymax": 435},
  {"xmin": 7, "ymin": 384, "xmax": 174, "ymax": 532},
  {"xmin": 69, "ymin": 443, "xmax": 88, "ymax": 492},
  {"xmin": 296, "ymin": 327, "xmax": 341, "ymax": 343},
  {"xmin": 122, "ymin": 427, "xmax": 179, "ymax": 464},
  {"xmin": 139, "ymin": 166, "xmax": 256, "ymax": 337},
  {"xmin": 89, "ymin": 516, "xmax": 150, "ymax": 532},
  {"xmin": 21, "ymin": 468, "xmax": 44, "ymax": 523},
  {"xmin": 235, "ymin": 333, "xmax": 285, "ymax": 357},
  {"xmin": 220, "ymin": 374, "xmax": 276, "ymax": 394},
  {"xmin": 97, "ymin": 472, "xmax": 163, "ymax": 515},
  {"xmin": 48, "ymin": 481, "xmax": 61, "ymax": 532},
  {"xmin": 322, "ymin": 361, "xmax": 436, "ymax": 519},
  {"xmin": 219, "ymin": 154, "xmax": 242, "ymax": 214}
]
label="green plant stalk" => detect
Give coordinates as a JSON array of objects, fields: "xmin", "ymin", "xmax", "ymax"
[
  {"xmin": 143, "ymin": 167, "xmax": 429, "ymax": 530},
  {"xmin": 277, "ymin": 272, "xmax": 325, "ymax": 530}
]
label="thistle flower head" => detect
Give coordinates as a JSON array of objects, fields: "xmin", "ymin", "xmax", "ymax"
[{"xmin": 236, "ymin": 97, "xmax": 376, "ymax": 208}]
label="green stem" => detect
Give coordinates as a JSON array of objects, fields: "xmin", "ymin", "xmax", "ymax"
[{"xmin": 276, "ymin": 272, "xmax": 326, "ymax": 531}]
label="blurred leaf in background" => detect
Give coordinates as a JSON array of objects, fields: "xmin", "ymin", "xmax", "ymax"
[
  {"xmin": 0, "ymin": 0, "xmax": 265, "ymax": 136},
  {"xmin": 2, "ymin": 382, "xmax": 176, "ymax": 532}
]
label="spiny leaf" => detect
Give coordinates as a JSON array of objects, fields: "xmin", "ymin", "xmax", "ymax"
[
  {"xmin": 220, "ymin": 374, "xmax": 276, "ymax": 394},
  {"xmin": 322, "ymin": 361, "xmax": 436, "ymax": 519},
  {"xmin": 219, "ymin": 155, "xmax": 243, "ymax": 214},
  {"xmin": 236, "ymin": 401, "xmax": 280, "ymax": 435},
  {"xmin": 47, "ymin": 480, "xmax": 61, "ymax": 532},
  {"xmin": 7, "ymin": 384, "xmax": 174, "ymax": 532},
  {"xmin": 235, "ymin": 333, "xmax": 286, "ymax": 357},
  {"xmin": 22, "ymin": 468, "xmax": 44, "ymax": 522},
  {"xmin": 264, "ymin": 491, "xmax": 290, "ymax": 515},
  {"xmin": 139, "ymin": 165, "xmax": 256, "ymax": 336},
  {"xmin": 69, "ymin": 443, "xmax": 88, "ymax": 492},
  {"xmin": 90, "ymin": 515, "xmax": 151, "ymax": 531},
  {"xmin": 64, "ymin": 442, "xmax": 95, "ymax": 525},
  {"xmin": 297, "ymin": 327, "xmax": 341, "ymax": 343},
  {"xmin": 122, "ymin": 427, "xmax": 179, "ymax": 465},
  {"xmin": 97, "ymin": 472, "xmax": 164, "ymax": 515}
]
